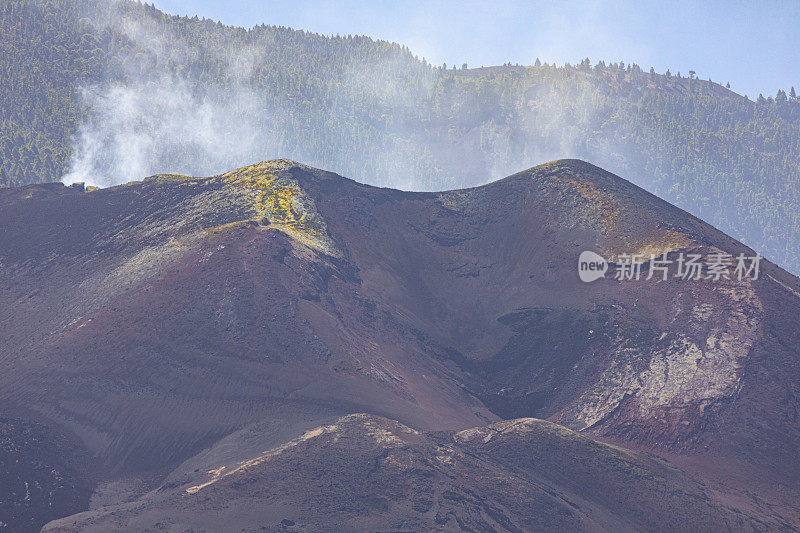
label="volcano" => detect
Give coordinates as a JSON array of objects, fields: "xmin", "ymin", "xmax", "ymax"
[{"xmin": 1, "ymin": 160, "xmax": 799, "ymax": 531}]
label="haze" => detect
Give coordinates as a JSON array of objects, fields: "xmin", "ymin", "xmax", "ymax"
[{"xmin": 153, "ymin": 0, "xmax": 800, "ymax": 99}]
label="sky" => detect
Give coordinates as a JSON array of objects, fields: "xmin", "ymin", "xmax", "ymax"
[{"xmin": 151, "ymin": 0, "xmax": 799, "ymax": 99}]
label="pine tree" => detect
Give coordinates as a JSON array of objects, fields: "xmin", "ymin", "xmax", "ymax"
[{"xmin": 2, "ymin": 0, "xmax": 800, "ymax": 275}]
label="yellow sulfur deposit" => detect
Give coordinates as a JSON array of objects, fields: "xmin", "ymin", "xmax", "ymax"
[{"xmin": 219, "ymin": 162, "xmax": 339, "ymax": 256}]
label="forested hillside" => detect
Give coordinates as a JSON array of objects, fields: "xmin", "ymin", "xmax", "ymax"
[{"xmin": 1, "ymin": 0, "xmax": 799, "ymax": 273}]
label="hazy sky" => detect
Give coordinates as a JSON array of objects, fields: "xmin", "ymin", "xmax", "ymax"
[{"xmin": 152, "ymin": 0, "xmax": 799, "ymax": 99}]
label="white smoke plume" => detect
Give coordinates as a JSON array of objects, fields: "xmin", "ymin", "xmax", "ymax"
[
  {"xmin": 63, "ymin": 79, "xmax": 280, "ymax": 187},
  {"xmin": 60, "ymin": 2, "xmax": 618, "ymax": 191}
]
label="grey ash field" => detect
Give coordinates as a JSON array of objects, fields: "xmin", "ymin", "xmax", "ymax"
[{"xmin": 1, "ymin": 159, "xmax": 800, "ymax": 531}]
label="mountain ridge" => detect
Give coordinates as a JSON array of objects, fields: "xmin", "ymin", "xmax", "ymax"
[
  {"xmin": 3, "ymin": 0, "xmax": 800, "ymax": 274},
  {"xmin": 41, "ymin": 414, "xmax": 776, "ymax": 532},
  {"xmin": 1, "ymin": 159, "xmax": 800, "ymax": 530}
]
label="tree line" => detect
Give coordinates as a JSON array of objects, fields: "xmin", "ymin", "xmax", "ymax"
[{"xmin": 1, "ymin": 0, "xmax": 799, "ymax": 273}]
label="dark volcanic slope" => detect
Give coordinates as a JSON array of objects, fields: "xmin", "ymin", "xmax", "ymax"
[
  {"xmin": 42, "ymin": 415, "xmax": 766, "ymax": 532},
  {"xmin": 1, "ymin": 159, "xmax": 799, "ymax": 531}
]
